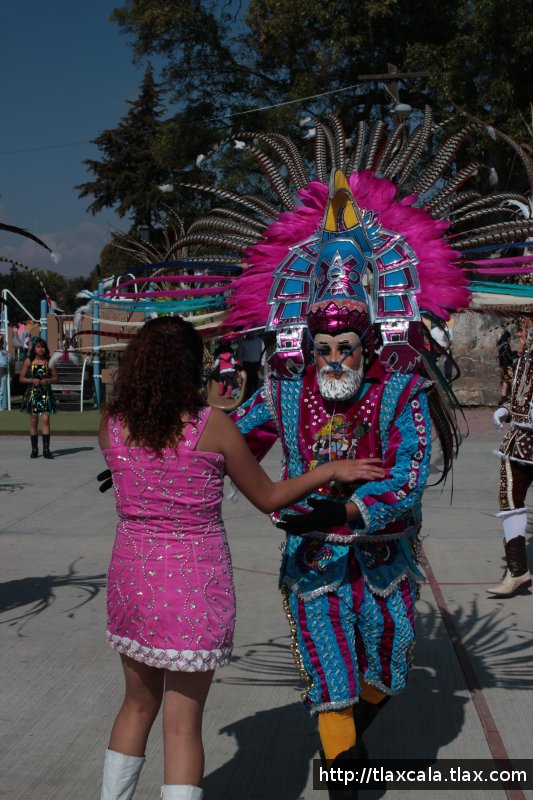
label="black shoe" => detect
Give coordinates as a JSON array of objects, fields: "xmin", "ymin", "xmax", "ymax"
[
  {"xmin": 350, "ymin": 695, "xmax": 390, "ymax": 768},
  {"xmin": 42, "ymin": 435, "xmax": 54, "ymax": 459},
  {"xmin": 325, "ymin": 745, "xmax": 366, "ymax": 799},
  {"xmin": 30, "ymin": 434, "xmax": 39, "ymax": 458}
]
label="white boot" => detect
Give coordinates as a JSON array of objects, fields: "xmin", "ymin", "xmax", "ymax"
[
  {"xmin": 160, "ymin": 786, "xmax": 203, "ymax": 799},
  {"xmin": 100, "ymin": 748, "xmax": 145, "ymax": 800},
  {"xmin": 486, "ymin": 569, "xmax": 532, "ymax": 597},
  {"xmin": 487, "ymin": 531, "xmax": 531, "ymax": 597}
]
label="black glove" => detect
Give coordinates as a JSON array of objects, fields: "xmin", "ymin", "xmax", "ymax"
[
  {"xmin": 276, "ymin": 498, "xmax": 347, "ymax": 534},
  {"xmin": 97, "ymin": 469, "xmax": 113, "ymax": 493}
]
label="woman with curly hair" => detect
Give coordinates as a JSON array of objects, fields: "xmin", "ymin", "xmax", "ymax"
[
  {"xmin": 98, "ymin": 315, "xmax": 384, "ymax": 800},
  {"xmin": 19, "ymin": 337, "xmax": 58, "ymax": 458}
]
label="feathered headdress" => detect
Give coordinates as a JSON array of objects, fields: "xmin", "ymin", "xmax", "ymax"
[{"xmin": 171, "ymin": 108, "xmax": 533, "ymax": 375}]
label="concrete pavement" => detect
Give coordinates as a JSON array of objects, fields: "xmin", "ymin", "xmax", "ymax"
[{"xmin": 0, "ymin": 410, "xmax": 532, "ymax": 799}]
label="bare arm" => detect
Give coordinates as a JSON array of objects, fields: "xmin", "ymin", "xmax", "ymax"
[{"xmin": 207, "ymin": 410, "xmax": 385, "ymax": 514}]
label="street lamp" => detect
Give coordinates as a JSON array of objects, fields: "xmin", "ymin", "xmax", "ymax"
[{"xmin": 137, "ymin": 224, "xmax": 150, "ymax": 243}]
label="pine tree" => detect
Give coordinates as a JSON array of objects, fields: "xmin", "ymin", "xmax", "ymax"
[{"xmin": 77, "ymin": 65, "xmax": 171, "ymax": 233}]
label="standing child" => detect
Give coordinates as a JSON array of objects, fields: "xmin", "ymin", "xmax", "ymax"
[
  {"xmin": 212, "ymin": 344, "xmax": 240, "ymax": 398},
  {"xmin": 98, "ymin": 315, "xmax": 384, "ymax": 800},
  {"xmin": 19, "ymin": 338, "xmax": 58, "ymax": 458}
]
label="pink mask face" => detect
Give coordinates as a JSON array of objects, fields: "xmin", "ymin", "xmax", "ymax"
[
  {"xmin": 314, "ymin": 332, "xmax": 365, "ymax": 400},
  {"xmin": 314, "ymin": 332, "xmax": 362, "ymax": 373}
]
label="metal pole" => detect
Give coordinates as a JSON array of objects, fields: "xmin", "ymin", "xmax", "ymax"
[
  {"xmin": 40, "ymin": 299, "xmax": 48, "ymax": 343},
  {"xmin": 92, "ymin": 283, "xmax": 102, "ymax": 409}
]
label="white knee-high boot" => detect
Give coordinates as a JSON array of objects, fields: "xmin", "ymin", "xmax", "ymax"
[
  {"xmin": 160, "ymin": 785, "xmax": 203, "ymax": 799},
  {"xmin": 100, "ymin": 748, "xmax": 145, "ymax": 800}
]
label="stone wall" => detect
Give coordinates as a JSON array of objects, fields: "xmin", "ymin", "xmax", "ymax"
[{"xmin": 448, "ymin": 311, "xmax": 519, "ymax": 406}]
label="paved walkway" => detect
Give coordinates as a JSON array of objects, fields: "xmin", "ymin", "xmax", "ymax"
[{"xmin": 1, "ymin": 410, "xmax": 532, "ymax": 799}]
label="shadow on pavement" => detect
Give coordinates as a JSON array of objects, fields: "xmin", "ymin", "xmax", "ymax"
[
  {"xmin": 51, "ymin": 446, "xmax": 96, "ymax": 457},
  {"xmin": 0, "ymin": 472, "xmax": 30, "ymax": 492},
  {"xmin": 204, "ymin": 598, "xmax": 533, "ymax": 798},
  {"xmin": 0, "ymin": 558, "xmax": 106, "ymax": 636}
]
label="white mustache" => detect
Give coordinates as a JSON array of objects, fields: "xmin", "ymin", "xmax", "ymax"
[
  {"xmin": 322, "ymin": 365, "xmax": 350, "ymax": 375},
  {"xmin": 317, "ymin": 363, "xmax": 364, "ymax": 400}
]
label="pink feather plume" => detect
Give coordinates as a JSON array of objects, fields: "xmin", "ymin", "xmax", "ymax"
[{"xmin": 225, "ymin": 171, "xmax": 471, "ymax": 332}]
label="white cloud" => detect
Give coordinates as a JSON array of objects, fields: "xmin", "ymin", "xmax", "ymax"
[{"xmin": 0, "ymin": 220, "xmax": 112, "ymax": 278}]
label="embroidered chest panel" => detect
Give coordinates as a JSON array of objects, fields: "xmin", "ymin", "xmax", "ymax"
[
  {"xmin": 511, "ymin": 353, "xmax": 533, "ymax": 426},
  {"xmin": 275, "ymin": 374, "xmax": 387, "ymax": 497}
]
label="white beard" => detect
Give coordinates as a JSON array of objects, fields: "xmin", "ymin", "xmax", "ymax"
[{"xmin": 317, "ymin": 363, "xmax": 364, "ymax": 401}]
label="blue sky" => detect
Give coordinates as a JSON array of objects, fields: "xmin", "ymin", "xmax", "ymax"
[{"xmin": 1, "ymin": 1, "xmax": 151, "ymax": 277}]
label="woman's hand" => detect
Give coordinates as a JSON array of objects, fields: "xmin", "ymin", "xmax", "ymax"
[
  {"xmin": 32, "ymin": 379, "xmax": 40, "ymax": 386},
  {"xmin": 330, "ymin": 457, "xmax": 386, "ymax": 484}
]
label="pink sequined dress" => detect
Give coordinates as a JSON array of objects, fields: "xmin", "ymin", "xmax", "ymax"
[{"xmin": 104, "ymin": 406, "xmax": 235, "ymax": 671}]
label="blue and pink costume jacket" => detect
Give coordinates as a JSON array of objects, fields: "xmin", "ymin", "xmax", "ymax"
[{"xmin": 233, "ymin": 360, "xmax": 432, "ymax": 601}]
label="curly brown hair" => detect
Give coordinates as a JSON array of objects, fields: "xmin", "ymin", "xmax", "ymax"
[{"xmin": 105, "ymin": 316, "xmax": 205, "ymax": 452}]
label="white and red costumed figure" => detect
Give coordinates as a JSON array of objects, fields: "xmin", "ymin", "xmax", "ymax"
[{"xmin": 489, "ymin": 323, "xmax": 533, "ymax": 596}]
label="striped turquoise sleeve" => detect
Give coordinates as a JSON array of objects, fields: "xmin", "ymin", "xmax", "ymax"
[{"xmin": 349, "ymin": 390, "xmax": 432, "ymax": 533}]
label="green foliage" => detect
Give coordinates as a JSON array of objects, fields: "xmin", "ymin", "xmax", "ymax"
[
  {"xmin": 73, "ymin": 0, "xmax": 533, "ymax": 270},
  {"xmin": 0, "ymin": 268, "xmax": 97, "ymax": 322},
  {"xmin": 96, "ymin": 239, "xmax": 141, "ymax": 280},
  {"xmin": 110, "ymin": 0, "xmax": 533, "ymax": 141},
  {"xmin": 408, "ymin": 0, "xmax": 533, "ymax": 140},
  {"xmin": 76, "ymin": 65, "xmax": 173, "ymax": 229}
]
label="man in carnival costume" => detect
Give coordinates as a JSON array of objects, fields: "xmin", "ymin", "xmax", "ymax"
[
  {"xmin": 489, "ymin": 321, "xmax": 533, "ymax": 597},
  {"xmin": 164, "ymin": 109, "xmax": 533, "ymax": 796},
  {"xmin": 229, "ymin": 171, "xmax": 439, "ymax": 794}
]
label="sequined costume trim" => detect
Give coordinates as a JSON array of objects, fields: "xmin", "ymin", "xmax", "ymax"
[
  {"xmin": 310, "ymin": 697, "xmax": 358, "ymax": 716},
  {"xmin": 106, "ymin": 632, "xmax": 232, "ymax": 671},
  {"xmin": 495, "ymin": 426, "xmax": 533, "ymax": 466},
  {"xmin": 496, "ymin": 507, "xmax": 528, "ymax": 518},
  {"xmin": 363, "ymin": 566, "xmax": 424, "ymax": 597},
  {"xmin": 282, "ymin": 576, "xmax": 344, "ymax": 601},
  {"xmin": 281, "ymin": 586, "xmax": 313, "ymax": 703},
  {"xmin": 360, "ymin": 676, "xmax": 395, "ymax": 696},
  {"xmin": 350, "ymin": 495, "xmax": 371, "ymax": 532},
  {"xmin": 298, "ymin": 526, "xmax": 413, "ymax": 544}
]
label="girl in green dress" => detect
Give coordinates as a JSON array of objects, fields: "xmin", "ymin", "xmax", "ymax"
[{"xmin": 20, "ymin": 338, "xmax": 58, "ymax": 458}]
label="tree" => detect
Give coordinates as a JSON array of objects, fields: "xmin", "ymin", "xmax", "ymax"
[
  {"xmin": 111, "ymin": 0, "xmax": 533, "ymax": 142},
  {"xmin": 76, "ymin": 64, "xmax": 173, "ymax": 232},
  {"xmin": 0, "ymin": 268, "xmax": 68, "ymax": 323}
]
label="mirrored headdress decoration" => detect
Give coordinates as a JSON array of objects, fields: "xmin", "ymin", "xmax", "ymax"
[
  {"xmin": 266, "ymin": 170, "xmax": 422, "ymax": 377},
  {"xmin": 166, "ymin": 108, "xmax": 533, "ymax": 384}
]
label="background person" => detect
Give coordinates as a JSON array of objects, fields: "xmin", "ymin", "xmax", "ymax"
[
  {"xmin": 496, "ymin": 330, "xmax": 517, "ymax": 405},
  {"xmin": 19, "ymin": 338, "xmax": 58, "ymax": 458},
  {"xmin": 0, "ymin": 336, "xmax": 9, "ymax": 411},
  {"xmin": 211, "ymin": 343, "xmax": 240, "ymax": 399},
  {"xmin": 489, "ymin": 325, "xmax": 533, "ymax": 597},
  {"xmin": 98, "ymin": 315, "xmax": 383, "ymax": 800},
  {"xmin": 237, "ymin": 333, "xmax": 263, "ymax": 400}
]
